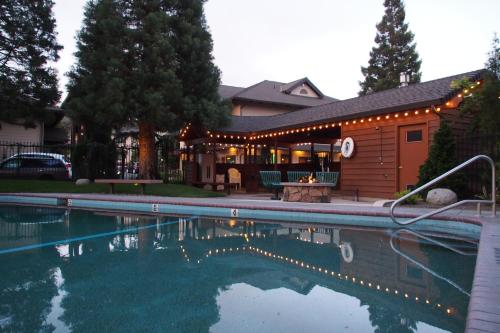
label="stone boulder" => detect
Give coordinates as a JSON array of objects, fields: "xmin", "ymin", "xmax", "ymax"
[
  {"xmin": 75, "ymin": 179, "xmax": 91, "ymax": 186},
  {"xmin": 426, "ymin": 188, "xmax": 457, "ymax": 205}
]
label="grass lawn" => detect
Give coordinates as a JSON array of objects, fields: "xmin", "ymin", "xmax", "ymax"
[{"xmin": 0, "ymin": 180, "xmax": 225, "ymax": 197}]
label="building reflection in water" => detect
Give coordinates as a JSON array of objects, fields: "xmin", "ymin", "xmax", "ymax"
[{"xmin": 0, "ymin": 206, "xmax": 476, "ymax": 333}]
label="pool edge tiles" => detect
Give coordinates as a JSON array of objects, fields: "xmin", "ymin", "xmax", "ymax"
[
  {"xmin": 0, "ymin": 194, "xmax": 482, "ymax": 239},
  {"xmin": 0, "ymin": 195, "xmax": 60, "ymax": 207}
]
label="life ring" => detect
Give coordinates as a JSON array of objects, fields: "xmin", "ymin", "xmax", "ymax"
[
  {"xmin": 340, "ymin": 242, "xmax": 354, "ymax": 263},
  {"xmin": 341, "ymin": 137, "xmax": 355, "ymax": 158}
]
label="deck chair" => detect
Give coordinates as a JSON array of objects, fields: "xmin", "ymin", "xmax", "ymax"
[
  {"xmin": 259, "ymin": 171, "xmax": 283, "ymax": 200},
  {"xmin": 227, "ymin": 168, "xmax": 241, "ymax": 190},
  {"xmin": 316, "ymin": 172, "xmax": 339, "ymax": 186},
  {"xmin": 287, "ymin": 171, "xmax": 310, "ymax": 182}
]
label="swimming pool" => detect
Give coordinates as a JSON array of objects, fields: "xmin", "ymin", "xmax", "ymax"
[{"xmin": 0, "ymin": 205, "xmax": 477, "ymax": 332}]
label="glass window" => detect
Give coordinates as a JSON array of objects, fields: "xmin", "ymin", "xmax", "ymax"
[
  {"xmin": 1, "ymin": 158, "xmax": 20, "ymax": 169},
  {"xmin": 406, "ymin": 130, "xmax": 422, "ymax": 142},
  {"xmin": 299, "ymin": 88, "xmax": 308, "ymax": 95},
  {"xmin": 21, "ymin": 158, "xmax": 45, "ymax": 168}
]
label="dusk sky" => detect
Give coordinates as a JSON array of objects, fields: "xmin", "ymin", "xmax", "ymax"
[{"xmin": 54, "ymin": 0, "xmax": 500, "ymax": 101}]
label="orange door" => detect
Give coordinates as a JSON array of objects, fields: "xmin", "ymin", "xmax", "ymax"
[{"xmin": 398, "ymin": 124, "xmax": 428, "ymax": 191}]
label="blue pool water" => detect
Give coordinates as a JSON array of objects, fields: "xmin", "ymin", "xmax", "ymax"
[{"xmin": 0, "ymin": 205, "xmax": 477, "ymax": 332}]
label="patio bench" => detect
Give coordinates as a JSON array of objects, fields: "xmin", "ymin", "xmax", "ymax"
[
  {"xmin": 259, "ymin": 171, "xmax": 283, "ymax": 200},
  {"xmin": 287, "ymin": 171, "xmax": 310, "ymax": 182},
  {"xmin": 316, "ymin": 172, "xmax": 339, "ymax": 187},
  {"xmin": 94, "ymin": 179, "xmax": 163, "ymax": 194}
]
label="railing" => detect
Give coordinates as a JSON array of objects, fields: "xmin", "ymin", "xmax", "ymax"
[
  {"xmin": 390, "ymin": 155, "xmax": 496, "ymax": 225},
  {"xmin": 389, "ymin": 229, "xmax": 474, "ymax": 296}
]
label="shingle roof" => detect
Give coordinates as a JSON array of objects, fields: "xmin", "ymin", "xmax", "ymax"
[
  {"xmin": 223, "ymin": 80, "xmax": 337, "ymax": 108},
  {"xmin": 280, "ymin": 77, "xmax": 324, "ymax": 97},
  {"xmin": 218, "ymin": 85, "xmax": 245, "ymax": 99},
  {"xmin": 222, "ymin": 69, "xmax": 483, "ymax": 134}
]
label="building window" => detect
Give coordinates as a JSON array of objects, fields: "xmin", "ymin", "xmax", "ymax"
[
  {"xmin": 299, "ymin": 88, "xmax": 308, "ymax": 95},
  {"xmin": 406, "ymin": 130, "xmax": 422, "ymax": 142},
  {"xmin": 226, "ymin": 155, "xmax": 236, "ymax": 164}
]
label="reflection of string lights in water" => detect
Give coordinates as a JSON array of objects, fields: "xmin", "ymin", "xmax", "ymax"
[{"xmin": 179, "ymin": 243, "xmax": 456, "ymax": 317}]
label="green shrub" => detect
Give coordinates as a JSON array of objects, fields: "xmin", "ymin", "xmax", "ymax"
[{"xmin": 395, "ymin": 190, "xmax": 422, "ymax": 205}]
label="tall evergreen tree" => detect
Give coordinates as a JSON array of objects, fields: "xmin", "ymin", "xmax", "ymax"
[
  {"xmin": 123, "ymin": 0, "xmax": 183, "ymax": 179},
  {"xmin": 0, "ymin": 0, "xmax": 62, "ymax": 127},
  {"xmin": 171, "ymin": 0, "xmax": 230, "ymax": 129},
  {"xmin": 359, "ymin": 0, "xmax": 422, "ymax": 95},
  {"xmin": 65, "ymin": 0, "xmax": 127, "ymax": 143}
]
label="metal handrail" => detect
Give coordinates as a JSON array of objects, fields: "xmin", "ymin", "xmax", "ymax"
[
  {"xmin": 390, "ymin": 155, "xmax": 496, "ymax": 225},
  {"xmin": 389, "ymin": 230, "xmax": 472, "ymax": 296}
]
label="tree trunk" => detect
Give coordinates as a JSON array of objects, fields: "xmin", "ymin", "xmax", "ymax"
[{"xmin": 138, "ymin": 121, "xmax": 157, "ymax": 179}]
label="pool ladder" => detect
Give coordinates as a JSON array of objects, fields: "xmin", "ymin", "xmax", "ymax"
[
  {"xmin": 390, "ymin": 155, "xmax": 496, "ymax": 225},
  {"xmin": 389, "ymin": 228, "xmax": 476, "ymax": 297}
]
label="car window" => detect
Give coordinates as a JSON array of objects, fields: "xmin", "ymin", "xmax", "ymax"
[
  {"xmin": 1, "ymin": 159, "xmax": 20, "ymax": 169},
  {"xmin": 21, "ymin": 158, "xmax": 45, "ymax": 168},
  {"xmin": 42, "ymin": 159, "xmax": 64, "ymax": 167}
]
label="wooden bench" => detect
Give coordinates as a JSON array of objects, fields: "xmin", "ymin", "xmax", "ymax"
[
  {"xmin": 95, "ymin": 179, "xmax": 163, "ymax": 194},
  {"xmin": 192, "ymin": 181, "xmax": 235, "ymax": 194}
]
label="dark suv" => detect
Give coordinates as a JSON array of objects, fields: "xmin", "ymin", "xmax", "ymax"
[{"xmin": 0, "ymin": 153, "xmax": 72, "ymax": 180}]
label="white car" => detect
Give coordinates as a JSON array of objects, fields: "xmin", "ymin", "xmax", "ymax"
[{"xmin": 0, "ymin": 153, "xmax": 72, "ymax": 180}]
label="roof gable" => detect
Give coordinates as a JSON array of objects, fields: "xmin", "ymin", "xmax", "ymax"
[{"xmin": 280, "ymin": 77, "xmax": 324, "ymax": 98}]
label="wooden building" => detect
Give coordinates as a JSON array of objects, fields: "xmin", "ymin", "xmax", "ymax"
[{"xmin": 181, "ymin": 70, "xmax": 483, "ymax": 199}]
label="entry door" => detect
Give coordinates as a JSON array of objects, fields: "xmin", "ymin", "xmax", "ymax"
[{"xmin": 398, "ymin": 124, "xmax": 428, "ymax": 191}]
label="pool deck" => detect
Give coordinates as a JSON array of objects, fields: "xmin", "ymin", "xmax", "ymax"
[{"xmin": 0, "ymin": 192, "xmax": 499, "ymax": 332}]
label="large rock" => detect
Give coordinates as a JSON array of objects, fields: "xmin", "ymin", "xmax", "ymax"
[
  {"xmin": 75, "ymin": 179, "xmax": 90, "ymax": 186},
  {"xmin": 426, "ymin": 188, "xmax": 457, "ymax": 205}
]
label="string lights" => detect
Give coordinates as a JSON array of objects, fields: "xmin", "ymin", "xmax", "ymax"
[
  {"xmin": 194, "ymin": 81, "xmax": 481, "ymax": 142},
  {"xmin": 180, "ymin": 242, "xmax": 456, "ymax": 317}
]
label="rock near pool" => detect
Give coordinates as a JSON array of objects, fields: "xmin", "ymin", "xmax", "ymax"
[
  {"xmin": 426, "ymin": 188, "xmax": 457, "ymax": 205},
  {"xmin": 75, "ymin": 179, "xmax": 91, "ymax": 185}
]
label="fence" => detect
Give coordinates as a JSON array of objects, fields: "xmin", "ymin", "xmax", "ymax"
[
  {"xmin": 0, "ymin": 140, "xmax": 183, "ymax": 182},
  {"xmin": 455, "ymin": 133, "xmax": 500, "ymax": 196}
]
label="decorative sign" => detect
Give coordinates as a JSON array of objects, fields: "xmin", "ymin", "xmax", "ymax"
[
  {"xmin": 341, "ymin": 137, "xmax": 355, "ymax": 158},
  {"xmin": 340, "ymin": 242, "xmax": 354, "ymax": 263},
  {"xmin": 230, "ymin": 208, "xmax": 239, "ymax": 218},
  {"xmin": 152, "ymin": 203, "xmax": 159, "ymax": 213},
  {"xmin": 67, "ymin": 199, "xmax": 72, "ymax": 207}
]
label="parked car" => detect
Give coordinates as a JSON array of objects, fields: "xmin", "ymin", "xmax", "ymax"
[{"xmin": 0, "ymin": 153, "xmax": 72, "ymax": 180}]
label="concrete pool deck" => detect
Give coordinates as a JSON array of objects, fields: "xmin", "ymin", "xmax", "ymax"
[{"xmin": 0, "ymin": 192, "xmax": 499, "ymax": 332}]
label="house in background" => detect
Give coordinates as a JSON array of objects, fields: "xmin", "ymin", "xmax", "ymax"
[
  {"xmin": 181, "ymin": 70, "xmax": 483, "ymax": 199},
  {"xmin": 184, "ymin": 77, "xmax": 338, "ymax": 184},
  {"xmin": 0, "ymin": 106, "xmax": 69, "ymax": 160}
]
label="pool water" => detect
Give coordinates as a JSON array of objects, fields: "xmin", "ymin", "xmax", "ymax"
[{"xmin": 0, "ymin": 205, "xmax": 477, "ymax": 333}]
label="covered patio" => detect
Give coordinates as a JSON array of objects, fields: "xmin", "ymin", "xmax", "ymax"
[{"xmin": 180, "ymin": 119, "xmax": 343, "ymax": 192}]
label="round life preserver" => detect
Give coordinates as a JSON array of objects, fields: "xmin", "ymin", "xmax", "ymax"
[
  {"xmin": 340, "ymin": 242, "xmax": 354, "ymax": 263},
  {"xmin": 341, "ymin": 137, "xmax": 355, "ymax": 158}
]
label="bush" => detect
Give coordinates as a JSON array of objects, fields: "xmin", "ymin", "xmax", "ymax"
[
  {"xmin": 71, "ymin": 141, "xmax": 117, "ymax": 179},
  {"xmin": 395, "ymin": 190, "xmax": 422, "ymax": 205},
  {"xmin": 417, "ymin": 121, "xmax": 466, "ymax": 196}
]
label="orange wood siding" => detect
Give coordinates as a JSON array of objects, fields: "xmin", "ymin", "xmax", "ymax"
[{"xmin": 340, "ymin": 112, "xmax": 439, "ymax": 199}]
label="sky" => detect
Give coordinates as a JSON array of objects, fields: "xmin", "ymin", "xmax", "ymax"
[{"xmin": 53, "ymin": 0, "xmax": 500, "ymax": 101}]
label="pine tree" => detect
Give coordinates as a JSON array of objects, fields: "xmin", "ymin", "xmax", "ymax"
[
  {"xmin": 418, "ymin": 121, "xmax": 465, "ymax": 193},
  {"xmin": 171, "ymin": 0, "xmax": 230, "ymax": 130},
  {"xmin": 65, "ymin": 0, "xmax": 127, "ymax": 143},
  {"xmin": 359, "ymin": 0, "xmax": 422, "ymax": 95},
  {"xmin": 0, "ymin": 0, "xmax": 62, "ymax": 127},
  {"xmin": 123, "ymin": 0, "xmax": 183, "ymax": 179}
]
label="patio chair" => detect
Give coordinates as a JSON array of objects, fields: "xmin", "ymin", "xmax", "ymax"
[
  {"xmin": 259, "ymin": 171, "xmax": 283, "ymax": 200},
  {"xmin": 287, "ymin": 171, "xmax": 310, "ymax": 183},
  {"xmin": 316, "ymin": 171, "xmax": 339, "ymax": 186},
  {"xmin": 227, "ymin": 168, "xmax": 241, "ymax": 190}
]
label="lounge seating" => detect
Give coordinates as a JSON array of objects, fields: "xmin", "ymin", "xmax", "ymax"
[
  {"xmin": 287, "ymin": 171, "xmax": 310, "ymax": 182},
  {"xmin": 227, "ymin": 168, "xmax": 241, "ymax": 190},
  {"xmin": 316, "ymin": 172, "xmax": 339, "ymax": 186},
  {"xmin": 259, "ymin": 171, "xmax": 283, "ymax": 200}
]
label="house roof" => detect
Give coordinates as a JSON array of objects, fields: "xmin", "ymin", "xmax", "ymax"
[
  {"xmin": 221, "ymin": 69, "xmax": 483, "ymax": 134},
  {"xmin": 219, "ymin": 79, "xmax": 337, "ymax": 108},
  {"xmin": 218, "ymin": 85, "xmax": 245, "ymax": 99},
  {"xmin": 280, "ymin": 77, "xmax": 325, "ymax": 97}
]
